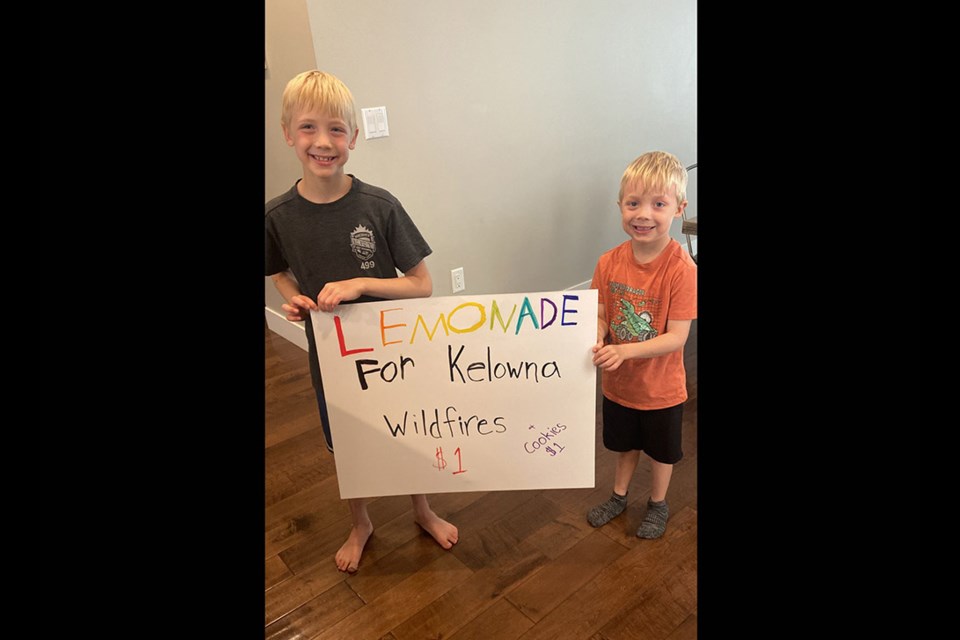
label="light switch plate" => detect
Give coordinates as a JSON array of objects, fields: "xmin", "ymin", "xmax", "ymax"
[{"xmin": 361, "ymin": 106, "xmax": 390, "ymax": 140}]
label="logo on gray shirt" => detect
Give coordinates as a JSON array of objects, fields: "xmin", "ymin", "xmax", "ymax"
[{"xmin": 350, "ymin": 224, "xmax": 376, "ymax": 261}]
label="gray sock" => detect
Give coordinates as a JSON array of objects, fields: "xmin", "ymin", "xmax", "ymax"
[
  {"xmin": 587, "ymin": 492, "xmax": 627, "ymax": 527},
  {"xmin": 636, "ymin": 499, "xmax": 669, "ymax": 539}
]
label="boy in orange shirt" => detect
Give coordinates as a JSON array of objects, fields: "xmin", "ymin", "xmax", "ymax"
[{"xmin": 587, "ymin": 151, "xmax": 697, "ymax": 539}]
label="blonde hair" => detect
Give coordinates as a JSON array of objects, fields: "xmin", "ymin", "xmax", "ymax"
[
  {"xmin": 619, "ymin": 151, "xmax": 688, "ymax": 204},
  {"xmin": 281, "ymin": 70, "xmax": 358, "ymax": 133}
]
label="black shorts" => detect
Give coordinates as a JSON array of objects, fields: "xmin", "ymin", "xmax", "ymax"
[{"xmin": 601, "ymin": 396, "xmax": 683, "ymax": 464}]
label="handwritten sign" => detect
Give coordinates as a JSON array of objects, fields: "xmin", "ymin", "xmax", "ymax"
[{"xmin": 311, "ymin": 289, "xmax": 598, "ymax": 499}]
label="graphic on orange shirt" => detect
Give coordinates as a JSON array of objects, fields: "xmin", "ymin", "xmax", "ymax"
[{"xmin": 609, "ymin": 297, "xmax": 658, "ymax": 343}]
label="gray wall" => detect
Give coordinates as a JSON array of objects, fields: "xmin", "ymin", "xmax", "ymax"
[{"xmin": 267, "ymin": 0, "xmax": 696, "ymax": 311}]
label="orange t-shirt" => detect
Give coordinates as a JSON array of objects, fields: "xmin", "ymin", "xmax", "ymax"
[{"xmin": 591, "ymin": 239, "xmax": 697, "ymax": 410}]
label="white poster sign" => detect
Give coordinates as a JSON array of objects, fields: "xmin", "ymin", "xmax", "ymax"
[{"xmin": 312, "ymin": 289, "xmax": 597, "ymax": 499}]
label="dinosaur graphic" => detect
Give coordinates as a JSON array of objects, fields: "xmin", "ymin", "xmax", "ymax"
[{"xmin": 610, "ymin": 298, "xmax": 658, "ymax": 342}]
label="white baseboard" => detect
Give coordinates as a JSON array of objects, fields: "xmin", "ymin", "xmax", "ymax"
[
  {"xmin": 265, "ymin": 307, "xmax": 308, "ymax": 351},
  {"xmin": 564, "ymin": 279, "xmax": 593, "ymax": 291}
]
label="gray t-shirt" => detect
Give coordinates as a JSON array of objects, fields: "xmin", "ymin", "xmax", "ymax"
[{"xmin": 264, "ymin": 175, "xmax": 432, "ymax": 303}]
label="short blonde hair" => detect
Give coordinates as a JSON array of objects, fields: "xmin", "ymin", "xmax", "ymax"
[
  {"xmin": 281, "ymin": 70, "xmax": 358, "ymax": 133},
  {"xmin": 619, "ymin": 151, "xmax": 688, "ymax": 204}
]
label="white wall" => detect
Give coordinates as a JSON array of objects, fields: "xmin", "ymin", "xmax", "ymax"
[
  {"xmin": 265, "ymin": 0, "xmax": 319, "ymax": 323},
  {"xmin": 302, "ymin": 0, "xmax": 696, "ymax": 298},
  {"xmin": 266, "ymin": 0, "xmax": 696, "ymax": 344}
]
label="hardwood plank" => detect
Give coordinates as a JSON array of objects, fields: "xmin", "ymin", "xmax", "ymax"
[
  {"xmin": 264, "ymin": 365, "xmax": 313, "ymax": 396},
  {"xmin": 447, "ymin": 488, "xmax": 542, "ymax": 534},
  {"xmin": 265, "ymin": 326, "xmax": 308, "ymax": 364},
  {"xmin": 522, "ymin": 494, "xmax": 597, "ymax": 560},
  {"xmin": 394, "ymin": 493, "xmax": 603, "ymax": 634},
  {"xmin": 665, "ymin": 456, "xmax": 697, "ymax": 515},
  {"xmin": 312, "ymin": 553, "xmax": 474, "ymax": 640},
  {"xmin": 683, "ymin": 320, "xmax": 696, "ymax": 398},
  {"xmin": 264, "ymin": 318, "xmax": 697, "ymax": 638},
  {"xmin": 446, "ymin": 597, "xmax": 533, "ymax": 640},
  {"xmin": 391, "ymin": 539, "xmax": 548, "ymax": 640},
  {"xmin": 598, "ymin": 458, "xmax": 697, "ymax": 548},
  {"xmin": 265, "ymin": 351, "xmax": 302, "ymax": 379},
  {"xmin": 279, "ymin": 495, "xmax": 421, "ymax": 574},
  {"xmin": 265, "ymin": 560, "xmax": 348, "ymax": 626},
  {"xmin": 264, "ymin": 385, "xmax": 314, "ymax": 414},
  {"xmin": 550, "ymin": 394, "xmax": 697, "ymax": 518},
  {"xmin": 263, "ymin": 363, "xmax": 311, "ymax": 400},
  {"xmin": 264, "ymin": 582, "xmax": 363, "ymax": 640},
  {"xmin": 506, "ymin": 531, "xmax": 629, "ymax": 622},
  {"xmin": 266, "ymin": 403, "xmax": 320, "ymax": 449},
  {"xmin": 453, "ymin": 517, "xmax": 532, "ymax": 573},
  {"xmin": 421, "ymin": 489, "xmax": 487, "ymax": 516},
  {"xmin": 346, "ymin": 531, "xmax": 457, "ymax": 603},
  {"xmin": 265, "ymin": 388, "xmax": 315, "ymax": 419},
  {"xmin": 265, "ymin": 484, "xmax": 476, "ymax": 572},
  {"xmin": 266, "ymin": 555, "xmax": 293, "ymax": 591},
  {"xmin": 514, "ymin": 507, "xmax": 697, "ymax": 640},
  {"xmin": 497, "ymin": 491, "xmax": 568, "ymax": 542},
  {"xmin": 598, "ymin": 553, "xmax": 697, "ymax": 640},
  {"xmin": 680, "ymin": 403, "xmax": 697, "ymax": 456},
  {"xmin": 549, "ymin": 460, "xmax": 648, "ymax": 520},
  {"xmin": 451, "ymin": 492, "xmax": 554, "ymax": 572},
  {"xmin": 547, "ymin": 482, "xmax": 615, "ymax": 521},
  {"xmin": 663, "ymin": 612, "xmax": 697, "ymax": 640},
  {"xmin": 265, "ymin": 328, "xmax": 322, "ymax": 447},
  {"xmin": 265, "ymin": 475, "xmax": 350, "ymax": 558},
  {"xmin": 270, "ymin": 509, "xmax": 439, "ymax": 626},
  {"xmin": 278, "ymin": 488, "xmax": 485, "ymax": 575},
  {"xmin": 265, "ymin": 429, "xmax": 339, "ymax": 507}
]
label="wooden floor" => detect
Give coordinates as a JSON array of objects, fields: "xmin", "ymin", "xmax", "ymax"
[{"xmin": 265, "ymin": 321, "xmax": 697, "ymax": 640}]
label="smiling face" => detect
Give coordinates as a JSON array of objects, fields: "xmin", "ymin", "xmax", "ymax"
[
  {"xmin": 619, "ymin": 180, "xmax": 686, "ymax": 257},
  {"xmin": 279, "ymin": 71, "xmax": 359, "ymax": 192},
  {"xmin": 616, "ymin": 152, "xmax": 689, "ymax": 260},
  {"xmin": 283, "ymin": 107, "xmax": 358, "ymax": 183}
]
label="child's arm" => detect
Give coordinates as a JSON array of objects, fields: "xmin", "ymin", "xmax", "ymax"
[
  {"xmin": 596, "ymin": 300, "xmax": 610, "ymax": 345},
  {"xmin": 592, "ymin": 318, "xmax": 692, "ymax": 372},
  {"xmin": 316, "ymin": 260, "xmax": 433, "ymax": 312},
  {"xmin": 270, "ymin": 270, "xmax": 318, "ymax": 322}
]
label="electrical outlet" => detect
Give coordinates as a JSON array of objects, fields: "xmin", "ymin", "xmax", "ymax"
[{"xmin": 451, "ymin": 267, "xmax": 465, "ymax": 293}]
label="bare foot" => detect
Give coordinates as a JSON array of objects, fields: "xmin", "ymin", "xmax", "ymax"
[
  {"xmin": 335, "ymin": 522, "xmax": 373, "ymax": 573},
  {"xmin": 414, "ymin": 510, "xmax": 459, "ymax": 549}
]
